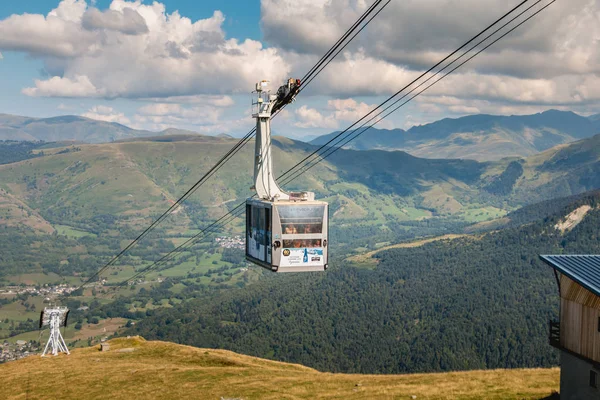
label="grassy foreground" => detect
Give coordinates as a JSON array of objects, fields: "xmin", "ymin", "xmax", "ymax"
[{"xmin": 1, "ymin": 337, "xmax": 559, "ymax": 400}]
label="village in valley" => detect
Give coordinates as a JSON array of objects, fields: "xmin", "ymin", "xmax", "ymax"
[
  {"xmin": 0, "ymin": 339, "xmax": 38, "ymax": 363},
  {"xmin": 215, "ymin": 235, "xmax": 244, "ymax": 250}
]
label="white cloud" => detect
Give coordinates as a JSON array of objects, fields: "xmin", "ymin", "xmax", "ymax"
[
  {"xmin": 81, "ymin": 105, "xmax": 131, "ymax": 124},
  {"xmin": 0, "ymin": 0, "xmax": 289, "ymax": 99},
  {"xmin": 261, "ymin": 0, "xmax": 345, "ymax": 55},
  {"xmin": 291, "ymin": 97, "xmax": 396, "ymax": 131},
  {"xmin": 137, "ymin": 103, "xmax": 221, "ymax": 123},
  {"xmin": 22, "ymin": 75, "xmax": 101, "ymax": 97},
  {"xmin": 1, "ymin": 0, "xmax": 599, "ymax": 125},
  {"xmin": 81, "ymin": 7, "xmax": 148, "ymax": 35},
  {"xmin": 294, "ymin": 105, "xmax": 338, "ymax": 129},
  {"xmin": 0, "ymin": 1, "xmax": 95, "ymax": 58},
  {"xmin": 264, "ymin": 0, "xmax": 600, "ymax": 79},
  {"xmin": 141, "ymin": 94, "xmax": 235, "ymax": 107},
  {"xmin": 263, "ymin": 0, "xmax": 600, "ymax": 115},
  {"xmin": 327, "ymin": 98, "xmax": 374, "ymax": 122},
  {"xmin": 133, "ymin": 111, "xmax": 248, "ymax": 135}
]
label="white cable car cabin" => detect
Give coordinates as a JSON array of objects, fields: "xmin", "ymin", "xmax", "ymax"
[{"xmin": 246, "ymin": 79, "xmax": 329, "ymax": 272}]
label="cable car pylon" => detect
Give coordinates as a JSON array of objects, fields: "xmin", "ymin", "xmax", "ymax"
[
  {"xmin": 246, "ymin": 79, "xmax": 329, "ymax": 272},
  {"xmin": 39, "ymin": 306, "xmax": 70, "ymax": 357}
]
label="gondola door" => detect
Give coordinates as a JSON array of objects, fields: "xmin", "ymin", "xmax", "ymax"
[{"xmin": 245, "ymin": 202, "xmax": 274, "ymax": 270}]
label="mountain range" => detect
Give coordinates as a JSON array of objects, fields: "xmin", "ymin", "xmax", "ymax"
[
  {"xmin": 311, "ymin": 109, "xmax": 600, "ymax": 161},
  {"xmin": 0, "ymin": 114, "xmax": 202, "ymax": 144},
  {"xmin": 1, "ymin": 124, "xmax": 600, "ymax": 377},
  {"xmin": 1, "ymin": 109, "xmax": 599, "ymax": 161},
  {"xmin": 2, "ymin": 131, "xmax": 600, "ymax": 279}
]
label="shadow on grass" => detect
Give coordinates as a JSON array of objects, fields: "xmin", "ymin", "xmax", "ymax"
[{"xmin": 539, "ymin": 392, "xmax": 559, "ymax": 400}]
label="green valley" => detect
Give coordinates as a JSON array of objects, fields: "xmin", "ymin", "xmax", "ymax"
[{"xmin": 2, "ymin": 131, "xmax": 600, "ymax": 374}]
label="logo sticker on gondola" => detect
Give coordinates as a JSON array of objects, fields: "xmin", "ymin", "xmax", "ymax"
[{"xmin": 280, "ymin": 248, "xmax": 324, "ymax": 267}]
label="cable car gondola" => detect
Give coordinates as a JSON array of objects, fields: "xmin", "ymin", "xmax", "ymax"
[{"xmin": 245, "ymin": 79, "xmax": 328, "ymax": 272}]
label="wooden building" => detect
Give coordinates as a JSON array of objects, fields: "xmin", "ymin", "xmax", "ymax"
[{"xmin": 541, "ymin": 255, "xmax": 600, "ymax": 400}]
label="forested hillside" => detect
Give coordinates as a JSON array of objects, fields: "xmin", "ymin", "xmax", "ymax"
[
  {"xmin": 3, "ymin": 134, "xmax": 600, "ymax": 360},
  {"xmin": 128, "ymin": 191, "xmax": 600, "ymax": 374}
]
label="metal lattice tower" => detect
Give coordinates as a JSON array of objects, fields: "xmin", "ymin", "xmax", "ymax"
[{"xmin": 40, "ymin": 306, "xmax": 70, "ymax": 357}]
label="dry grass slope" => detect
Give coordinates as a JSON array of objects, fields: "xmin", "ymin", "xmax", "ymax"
[
  {"xmin": 1, "ymin": 337, "xmax": 559, "ymax": 400},
  {"xmin": 347, "ymin": 234, "xmax": 469, "ymax": 265}
]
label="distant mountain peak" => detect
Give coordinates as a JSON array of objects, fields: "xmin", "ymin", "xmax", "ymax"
[
  {"xmin": 310, "ymin": 109, "xmax": 600, "ymax": 161},
  {"xmin": 588, "ymin": 113, "xmax": 600, "ymax": 122}
]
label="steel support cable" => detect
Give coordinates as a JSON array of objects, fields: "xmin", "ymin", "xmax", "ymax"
[
  {"xmin": 159, "ymin": 0, "xmax": 390, "ymax": 202},
  {"xmin": 74, "ymin": 126, "xmax": 257, "ymax": 291},
  {"xmin": 316, "ymin": 1, "xmax": 556, "ymax": 163},
  {"xmin": 114, "ymin": 0, "xmax": 552, "ymax": 286},
  {"xmin": 296, "ymin": 0, "xmax": 391, "ymax": 96},
  {"xmin": 116, "ymin": 203, "xmax": 246, "ymax": 287},
  {"xmin": 105, "ymin": 4, "xmax": 390, "ymax": 290},
  {"xmin": 279, "ymin": 0, "xmax": 551, "ymax": 187},
  {"xmin": 274, "ymin": 0, "xmax": 531, "ymax": 185},
  {"xmin": 282, "ymin": 1, "xmax": 555, "ymax": 185},
  {"xmin": 299, "ymin": 0, "xmax": 386, "ymax": 83}
]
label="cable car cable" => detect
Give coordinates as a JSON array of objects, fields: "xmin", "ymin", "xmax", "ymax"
[
  {"xmin": 92, "ymin": 3, "xmax": 389, "ymax": 291},
  {"xmin": 296, "ymin": 0, "xmax": 391, "ymax": 95},
  {"xmin": 279, "ymin": 0, "xmax": 552, "ymax": 186},
  {"xmin": 299, "ymin": 0, "xmax": 386, "ymax": 83},
  {"xmin": 307, "ymin": 1, "xmax": 556, "ymax": 170},
  {"xmin": 275, "ymin": 0, "xmax": 532, "ymax": 185},
  {"xmin": 116, "ymin": 203, "xmax": 246, "ymax": 287},
  {"xmin": 114, "ymin": 0, "xmax": 547, "ymax": 284},
  {"xmin": 113, "ymin": 0, "xmax": 552, "ymax": 285}
]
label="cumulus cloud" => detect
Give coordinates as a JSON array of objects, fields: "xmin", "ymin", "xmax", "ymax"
[
  {"xmin": 132, "ymin": 101, "xmax": 248, "ymax": 133},
  {"xmin": 133, "ymin": 105, "xmax": 248, "ymax": 134},
  {"xmin": 141, "ymin": 95, "xmax": 235, "ymax": 107},
  {"xmin": 264, "ymin": 0, "xmax": 600, "ymax": 78},
  {"xmin": 81, "ymin": 7, "xmax": 148, "ymax": 35},
  {"xmin": 0, "ymin": 0, "xmax": 289, "ymax": 99},
  {"xmin": 22, "ymin": 75, "xmax": 101, "ymax": 97},
  {"xmin": 137, "ymin": 103, "xmax": 221, "ymax": 123},
  {"xmin": 262, "ymin": 0, "xmax": 600, "ymax": 120},
  {"xmin": 2, "ymin": 0, "xmax": 599, "ymax": 134},
  {"xmin": 81, "ymin": 105, "xmax": 131, "ymax": 124},
  {"xmin": 327, "ymin": 98, "xmax": 373, "ymax": 121},
  {"xmin": 293, "ymin": 98, "xmax": 376, "ymax": 129},
  {"xmin": 294, "ymin": 105, "xmax": 338, "ymax": 129},
  {"xmin": 0, "ymin": 0, "xmax": 94, "ymax": 58},
  {"xmin": 261, "ymin": 0, "xmax": 345, "ymax": 55}
]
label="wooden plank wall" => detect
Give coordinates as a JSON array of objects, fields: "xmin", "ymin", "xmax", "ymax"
[
  {"xmin": 561, "ymin": 275, "xmax": 600, "ymax": 309},
  {"xmin": 560, "ymin": 275, "xmax": 600, "ymax": 362},
  {"xmin": 561, "ymin": 297, "xmax": 582, "ymax": 353}
]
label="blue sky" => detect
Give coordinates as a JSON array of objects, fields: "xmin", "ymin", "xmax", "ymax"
[
  {"xmin": 0, "ymin": 1, "xmax": 262, "ymax": 39},
  {"xmin": 0, "ymin": 0, "xmax": 273, "ymax": 136},
  {"xmin": 0, "ymin": 0, "xmax": 402, "ymax": 139},
  {"xmin": 0, "ymin": 0, "xmax": 597, "ymax": 139}
]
